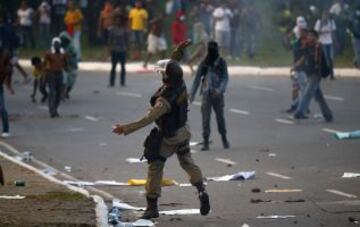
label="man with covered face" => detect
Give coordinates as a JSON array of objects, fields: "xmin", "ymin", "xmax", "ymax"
[
  {"xmin": 190, "ymin": 41, "xmax": 230, "ymax": 151},
  {"xmin": 112, "ymin": 41, "xmax": 210, "ymax": 219}
]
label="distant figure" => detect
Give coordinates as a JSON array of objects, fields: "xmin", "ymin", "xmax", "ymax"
[
  {"xmin": 241, "ymin": 2, "xmax": 261, "ymax": 59},
  {"xmin": 349, "ymin": 7, "xmax": 360, "ymax": 69},
  {"xmin": 229, "ymin": 0, "xmax": 241, "ymax": 59},
  {"xmin": 212, "ymin": 3, "xmax": 233, "ymax": 56},
  {"xmin": 187, "ymin": 22, "xmax": 209, "ymax": 75},
  {"xmin": 314, "ymin": 10, "xmax": 336, "ymax": 79},
  {"xmin": 172, "ymin": 11, "xmax": 187, "ymax": 47},
  {"xmin": 52, "ymin": 0, "xmax": 68, "ymax": 34},
  {"xmin": 108, "ymin": 16, "xmax": 128, "ymax": 87},
  {"xmin": 38, "ymin": 1, "xmax": 52, "ymax": 48},
  {"xmin": 128, "ymin": 0, "xmax": 148, "ymax": 60},
  {"xmin": 30, "ymin": 57, "xmax": 48, "ymax": 104},
  {"xmin": 17, "ymin": 0, "xmax": 35, "ymax": 48},
  {"xmin": 97, "ymin": 1, "xmax": 114, "ymax": 44},
  {"xmin": 143, "ymin": 16, "xmax": 167, "ymax": 69},
  {"xmin": 190, "ymin": 41, "xmax": 230, "ymax": 151},
  {"xmin": 197, "ymin": 0, "xmax": 214, "ymax": 36},
  {"xmin": 64, "ymin": 0, "xmax": 83, "ymax": 60}
]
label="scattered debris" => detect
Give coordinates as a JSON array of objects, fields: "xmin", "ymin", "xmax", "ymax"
[
  {"xmin": 41, "ymin": 167, "xmax": 57, "ymax": 176},
  {"xmin": 113, "ymin": 199, "xmax": 145, "ymax": 211},
  {"xmin": 64, "ymin": 166, "xmax": 72, "ymax": 173},
  {"xmin": 335, "ymin": 130, "xmax": 360, "ymax": 140},
  {"xmin": 250, "ymin": 199, "xmax": 272, "ymax": 204},
  {"xmin": 63, "ymin": 180, "xmax": 95, "ymax": 187},
  {"xmin": 0, "ymin": 195, "xmax": 26, "ymax": 200},
  {"xmin": 178, "ymin": 183, "xmax": 192, "ymax": 187},
  {"xmin": 160, "ymin": 209, "xmax": 200, "ymax": 216},
  {"xmin": 256, "ymin": 215, "xmax": 296, "ymax": 219},
  {"xmin": 126, "ymin": 158, "xmax": 147, "ymax": 164},
  {"xmin": 84, "ymin": 115, "xmax": 99, "ymax": 122},
  {"xmin": 342, "ymin": 173, "xmax": 360, "ymax": 178},
  {"xmin": 348, "ymin": 217, "xmax": 359, "ymax": 224},
  {"xmin": 207, "ymin": 171, "xmax": 256, "ymax": 182},
  {"xmin": 22, "ymin": 151, "xmax": 32, "ymax": 162},
  {"xmin": 251, "ymin": 188, "xmax": 261, "ymax": 193},
  {"xmin": 265, "ymin": 189, "xmax": 303, "ymax": 193},
  {"xmin": 241, "ymin": 224, "xmax": 250, "ymax": 227},
  {"xmin": 268, "ymin": 153, "xmax": 277, "ymax": 157},
  {"xmin": 215, "ymin": 158, "xmax": 237, "ymax": 166},
  {"xmin": 108, "ymin": 206, "xmax": 122, "ymax": 225}
]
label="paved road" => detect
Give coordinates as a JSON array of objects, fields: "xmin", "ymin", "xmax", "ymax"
[{"xmin": 2, "ymin": 69, "xmax": 360, "ymax": 227}]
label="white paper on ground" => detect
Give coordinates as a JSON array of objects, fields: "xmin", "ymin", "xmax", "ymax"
[
  {"xmin": 126, "ymin": 158, "xmax": 147, "ymax": 164},
  {"xmin": 132, "ymin": 219, "xmax": 155, "ymax": 227},
  {"xmin": 95, "ymin": 181, "xmax": 129, "ymax": 186},
  {"xmin": 63, "ymin": 180, "xmax": 95, "ymax": 186},
  {"xmin": 241, "ymin": 224, "xmax": 250, "ymax": 227},
  {"xmin": 42, "ymin": 167, "xmax": 57, "ymax": 176},
  {"xmin": 113, "ymin": 199, "xmax": 145, "ymax": 211},
  {"xmin": 257, "ymin": 215, "xmax": 296, "ymax": 219},
  {"xmin": 0, "ymin": 195, "xmax": 26, "ymax": 199},
  {"xmin": 159, "ymin": 209, "xmax": 200, "ymax": 216},
  {"xmin": 207, "ymin": 171, "xmax": 256, "ymax": 182},
  {"xmin": 342, "ymin": 172, "xmax": 360, "ymax": 178}
]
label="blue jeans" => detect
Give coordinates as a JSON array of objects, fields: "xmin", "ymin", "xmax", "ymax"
[
  {"xmin": 109, "ymin": 51, "xmax": 126, "ymax": 86},
  {"xmin": 294, "ymin": 74, "xmax": 333, "ymax": 121},
  {"xmin": 0, "ymin": 86, "xmax": 9, "ymax": 133},
  {"xmin": 291, "ymin": 71, "xmax": 308, "ymax": 109},
  {"xmin": 322, "ymin": 44, "xmax": 334, "ymax": 77}
]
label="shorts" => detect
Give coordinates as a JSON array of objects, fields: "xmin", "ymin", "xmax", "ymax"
[
  {"xmin": 147, "ymin": 34, "xmax": 167, "ymax": 54},
  {"xmin": 215, "ymin": 30, "xmax": 230, "ymax": 48},
  {"xmin": 132, "ymin": 30, "xmax": 144, "ymax": 45}
]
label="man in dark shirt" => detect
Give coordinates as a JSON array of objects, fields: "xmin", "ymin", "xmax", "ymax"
[{"xmin": 292, "ymin": 30, "xmax": 333, "ymax": 122}]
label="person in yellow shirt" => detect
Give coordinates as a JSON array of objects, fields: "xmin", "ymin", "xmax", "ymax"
[
  {"xmin": 128, "ymin": 0, "xmax": 148, "ymax": 59},
  {"xmin": 30, "ymin": 57, "xmax": 48, "ymax": 103},
  {"xmin": 64, "ymin": 0, "xmax": 83, "ymax": 60}
]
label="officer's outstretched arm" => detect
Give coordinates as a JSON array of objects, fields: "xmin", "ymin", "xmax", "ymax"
[
  {"xmin": 171, "ymin": 40, "xmax": 191, "ymax": 62},
  {"xmin": 114, "ymin": 98, "xmax": 171, "ymax": 136}
]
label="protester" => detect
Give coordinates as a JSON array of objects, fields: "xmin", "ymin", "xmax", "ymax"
[
  {"xmin": 212, "ymin": 3, "xmax": 233, "ymax": 56},
  {"xmin": 348, "ymin": 6, "xmax": 360, "ymax": 69},
  {"xmin": 38, "ymin": 1, "xmax": 52, "ymax": 48},
  {"xmin": 229, "ymin": 0, "xmax": 241, "ymax": 59},
  {"xmin": 143, "ymin": 16, "xmax": 167, "ymax": 69},
  {"xmin": 128, "ymin": 0, "xmax": 148, "ymax": 60},
  {"xmin": 97, "ymin": 1, "xmax": 114, "ymax": 44},
  {"xmin": 187, "ymin": 22, "xmax": 209, "ymax": 75},
  {"xmin": 112, "ymin": 41, "xmax": 210, "ymax": 220},
  {"xmin": 293, "ymin": 16, "xmax": 308, "ymax": 39},
  {"xmin": 64, "ymin": 0, "xmax": 83, "ymax": 60},
  {"xmin": 0, "ymin": 48, "xmax": 15, "ymax": 138},
  {"xmin": 241, "ymin": 2, "xmax": 261, "ymax": 59},
  {"xmin": 44, "ymin": 37, "xmax": 68, "ymax": 118},
  {"xmin": 196, "ymin": 0, "xmax": 214, "ymax": 36},
  {"xmin": 314, "ymin": 10, "xmax": 336, "ymax": 79},
  {"xmin": 17, "ymin": 1, "xmax": 35, "ymax": 49},
  {"xmin": 52, "ymin": 0, "xmax": 67, "ymax": 35},
  {"xmin": 30, "ymin": 56, "xmax": 48, "ymax": 103},
  {"xmin": 108, "ymin": 16, "xmax": 128, "ymax": 87},
  {"xmin": 293, "ymin": 30, "xmax": 333, "ymax": 122},
  {"xmin": 190, "ymin": 41, "xmax": 230, "ymax": 151},
  {"xmin": 172, "ymin": 11, "xmax": 188, "ymax": 47},
  {"xmin": 329, "ymin": 0, "xmax": 347, "ymax": 55},
  {"xmin": 59, "ymin": 31, "xmax": 78, "ymax": 99}
]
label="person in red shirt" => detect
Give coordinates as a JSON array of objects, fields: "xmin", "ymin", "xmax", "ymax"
[{"xmin": 172, "ymin": 11, "xmax": 187, "ymax": 47}]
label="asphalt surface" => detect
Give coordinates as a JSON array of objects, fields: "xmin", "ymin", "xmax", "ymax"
[{"xmin": 2, "ymin": 68, "xmax": 360, "ymax": 227}]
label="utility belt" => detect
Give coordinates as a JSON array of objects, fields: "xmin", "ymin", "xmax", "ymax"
[{"xmin": 142, "ymin": 127, "xmax": 166, "ymax": 163}]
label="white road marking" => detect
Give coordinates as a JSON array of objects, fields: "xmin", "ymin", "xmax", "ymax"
[
  {"xmin": 266, "ymin": 172, "xmax": 292, "ymax": 180},
  {"xmin": 247, "ymin": 85, "xmax": 274, "ymax": 92},
  {"xmin": 326, "ymin": 189, "xmax": 358, "ymax": 199},
  {"xmin": 275, "ymin": 118, "xmax": 294, "ymax": 125},
  {"xmin": 322, "ymin": 128, "xmax": 342, "ymax": 134},
  {"xmin": 230, "ymin": 108, "xmax": 250, "ymax": 116},
  {"xmin": 265, "ymin": 189, "xmax": 303, "ymax": 193},
  {"xmin": 85, "ymin": 115, "xmax": 99, "ymax": 122},
  {"xmin": 215, "ymin": 158, "xmax": 237, "ymax": 165},
  {"xmin": 192, "ymin": 101, "xmax": 202, "ymax": 106},
  {"xmin": 325, "ymin": 95, "xmax": 344, "ymax": 102},
  {"xmin": 116, "ymin": 92, "xmax": 142, "ymax": 98}
]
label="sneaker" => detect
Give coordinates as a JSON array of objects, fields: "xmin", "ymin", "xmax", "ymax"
[
  {"xmin": 199, "ymin": 191, "xmax": 211, "ymax": 216},
  {"xmin": 293, "ymin": 114, "xmax": 309, "ymax": 120},
  {"xmin": 1, "ymin": 132, "xmax": 10, "ymax": 138}
]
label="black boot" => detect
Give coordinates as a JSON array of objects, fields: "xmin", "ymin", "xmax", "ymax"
[
  {"xmin": 194, "ymin": 182, "xmax": 210, "ymax": 216},
  {"xmin": 141, "ymin": 197, "xmax": 159, "ymax": 219},
  {"xmin": 201, "ymin": 138, "xmax": 209, "ymax": 151},
  {"xmin": 221, "ymin": 135, "xmax": 230, "ymax": 149}
]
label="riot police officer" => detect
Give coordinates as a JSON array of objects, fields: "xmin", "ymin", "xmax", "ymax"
[{"xmin": 112, "ymin": 41, "xmax": 210, "ymax": 219}]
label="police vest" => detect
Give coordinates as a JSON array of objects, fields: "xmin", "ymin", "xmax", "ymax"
[{"xmin": 150, "ymin": 83, "xmax": 188, "ymax": 138}]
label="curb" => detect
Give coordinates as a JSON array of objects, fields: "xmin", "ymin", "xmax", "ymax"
[
  {"xmin": 18, "ymin": 60, "xmax": 360, "ymax": 78},
  {"xmin": 0, "ymin": 142, "xmax": 109, "ymax": 227}
]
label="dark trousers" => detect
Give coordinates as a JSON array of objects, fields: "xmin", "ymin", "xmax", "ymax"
[
  {"xmin": 47, "ymin": 72, "xmax": 63, "ymax": 116},
  {"xmin": 0, "ymin": 86, "xmax": 9, "ymax": 133},
  {"xmin": 201, "ymin": 94, "xmax": 227, "ymax": 140},
  {"xmin": 20, "ymin": 25, "xmax": 35, "ymax": 49},
  {"xmin": 109, "ymin": 51, "xmax": 126, "ymax": 86},
  {"xmin": 32, "ymin": 79, "xmax": 48, "ymax": 100}
]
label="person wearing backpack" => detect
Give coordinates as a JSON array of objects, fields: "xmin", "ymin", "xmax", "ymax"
[
  {"xmin": 190, "ymin": 41, "xmax": 230, "ymax": 151},
  {"xmin": 292, "ymin": 30, "xmax": 333, "ymax": 123}
]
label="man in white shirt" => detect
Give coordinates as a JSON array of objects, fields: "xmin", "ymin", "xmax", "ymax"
[
  {"xmin": 314, "ymin": 10, "xmax": 336, "ymax": 79},
  {"xmin": 38, "ymin": 1, "xmax": 51, "ymax": 48},
  {"xmin": 17, "ymin": 1, "xmax": 34, "ymax": 48},
  {"xmin": 212, "ymin": 3, "xmax": 232, "ymax": 56}
]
